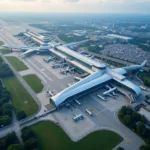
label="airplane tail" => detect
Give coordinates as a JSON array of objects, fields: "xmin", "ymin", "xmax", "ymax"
[
  {"xmin": 141, "ymin": 60, "xmax": 147, "ymax": 67},
  {"xmin": 123, "ymin": 60, "xmax": 147, "ymax": 72}
]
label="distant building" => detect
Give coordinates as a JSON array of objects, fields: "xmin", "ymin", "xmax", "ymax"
[{"xmin": 107, "ymin": 34, "xmax": 133, "ymax": 41}]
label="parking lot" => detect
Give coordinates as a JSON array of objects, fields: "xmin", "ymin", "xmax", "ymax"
[{"xmin": 102, "ymin": 44, "xmax": 150, "ymax": 66}]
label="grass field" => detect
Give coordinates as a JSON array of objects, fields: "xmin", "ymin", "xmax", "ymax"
[
  {"xmin": 31, "ymin": 122, "xmax": 123, "ymax": 150},
  {"xmin": 0, "ymin": 41, "xmax": 4, "ymax": 46},
  {"xmin": 5, "ymin": 56, "xmax": 28, "ymax": 71},
  {"xmin": 2, "ymin": 76, "xmax": 39, "ymax": 117},
  {"xmin": 23, "ymin": 74, "xmax": 44, "ymax": 93},
  {"xmin": 0, "ymin": 48, "xmax": 10, "ymax": 54}
]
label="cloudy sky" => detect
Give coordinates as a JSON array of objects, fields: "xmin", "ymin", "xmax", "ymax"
[{"xmin": 0, "ymin": 0, "xmax": 150, "ymax": 14}]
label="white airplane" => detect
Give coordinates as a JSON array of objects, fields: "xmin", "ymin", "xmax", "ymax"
[
  {"xmin": 97, "ymin": 93, "xmax": 106, "ymax": 101},
  {"xmin": 46, "ymin": 90, "xmax": 55, "ymax": 97},
  {"xmin": 85, "ymin": 53, "xmax": 92, "ymax": 57},
  {"xmin": 52, "ymin": 62, "xmax": 67, "ymax": 68},
  {"xmin": 64, "ymin": 40, "xmax": 89, "ymax": 48},
  {"xmin": 74, "ymin": 99, "xmax": 81, "ymax": 105},
  {"xmin": 44, "ymin": 56, "xmax": 56, "ymax": 63},
  {"xmin": 78, "ymin": 50, "xmax": 86, "ymax": 54},
  {"xmin": 73, "ymin": 114, "xmax": 84, "ymax": 122},
  {"xmin": 74, "ymin": 76, "xmax": 82, "ymax": 81},
  {"xmin": 103, "ymin": 87, "xmax": 117, "ymax": 96},
  {"xmin": 89, "ymin": 55, "xmax": 94, "ymax": 59},
  {"xmin": 105, "ymin": 85, "xmax": 116, "ymax": 96},
  {"xmin": 60, "ymin": 67, "xmax": 75, "ymax": 75},
  {"xmin": 2, "ymin": 45, "xmax": 29, "ymax": 51},
  {"xmin": 19, "ymin": 44, "xmax": 51, "ymax": 57},
  {"xmin": 86, "ymin": 109, "xmax": 92, "ymax": 116}
]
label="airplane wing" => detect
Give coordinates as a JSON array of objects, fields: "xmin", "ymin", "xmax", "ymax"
[
  {"xmin": 19, "ymin": 48, "xmax": 39, "ymax": 57},
  {"xmin": 51, "ymin": 72, "xmax": 112, "ymax": 107},
  {"xmin": 113, "ymin": 60, "xmax": 147, "ymax": 74},
  {"xmin": 63, "ymin": 40, "xmax": 89, "ymax": 48},
  {"xmin": 2, "ymin": 45, "xmax": 28, "ymax": 49},
  {"xmin": 113, "ymin": 77, "xmax": 142, "ymax": 97}
]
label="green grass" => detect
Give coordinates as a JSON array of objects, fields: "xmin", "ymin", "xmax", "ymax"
[
  {"xmin": 2, "ymin": 76, "xmax": 38, "ymax": 117},
  {"xmin": 0, "ymin": 48, "xmax": 10, "ymax": 54},
  {"xmin": 0, "ymin": 41, "xmax": 4, "ymax": 46},
  {"xmin": 5, "ymin": 56, "xmax": 28, "ymax": 71},
  {"xmin": 23, "ymin": 74, "xmax": 44, "ymax": 93},
  {"xmin": 31, "ymin": 122, "xmax": 123, "ymax": 150}
]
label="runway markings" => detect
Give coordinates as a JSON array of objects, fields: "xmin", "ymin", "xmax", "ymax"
[
  {"xmin": 95, "ymin": 108, "xmax": 107, "ymax": 115},
  {"xmin": 126, "ymin": 139, "xmax": 130, "ymax": 144},
  {"xmin": 26, "ymin": 59, "xmax": 52, "ymax": 81}
]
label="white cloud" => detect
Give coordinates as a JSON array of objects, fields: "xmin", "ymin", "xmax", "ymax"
[{"xmin": 0, "ymin": 0, "xmax": 150, "ymax": 13}]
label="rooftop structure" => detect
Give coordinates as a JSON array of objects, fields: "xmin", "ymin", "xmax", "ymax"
[
  {"xmin": 107, "ymin": 34, "xmax": 133, "ymax": 41},
  {"xmin": 50, "ymin": 61, "xmax": 147, "ymax": 108},
  {"xmin": 23, "ymin": 30, "xmax": 50, "ymax": 44},
  {"xmin": 56, "ymin": 45, "xmax": 106, "ymax": 69},
  {"xmin": 6, "ymin": 31, "xmax": 147, "ymax": 109}
]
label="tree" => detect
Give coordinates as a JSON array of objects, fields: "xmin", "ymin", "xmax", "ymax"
[
  {"xmin": 139, "ymin": 144, "xmax": 150, "ymax": 150},
  {"xmin": 7, "ymin": 144, "xmax": 24, "ymax": 150},
  {"xmin": 21, "ymin": 128, "xmax": 35, "ymax": 141},
  {"xmin": 5, "ymin": 132, "xmax": 19, "ymax": 147},
  {"xmin": 0, "ymin": 139, "xmax": 5, "ymax": 150},
  {"xmin": 120, "ymin": 106, "xmax": 127, "ymax": 115},
  {"xmin": 3, "ymin": 109, "xmax": 12, "ymax": 117},
  {"xmin": 140, "ymin": 115, "xmax": 146, "ymax": 124},
  {"xmin": 117, "ymin": 147, "xmax": 124, "ymax": 150},
  {"xmin": 122, "ymin": 115, "xmax": 132, "ymax": 126},
  {"xmin": 24, "ymin": 138, "xmax": 38, "ymax": 150},
  {"xmin": 1, "ymin": 115, "xmax": 11, "ymax": 126},
  {"xmin": 132, "ymin": 112, "xmax": 141, "ymax": 122},
  {"xmin": 17, "ymin": 111, "xmax": 26, "ymax": 120},
  {"xmin": 3, "ymin": 103, "xmax": 13, "ymax": 110},
  {"xmin": 136, "ymin": 122, "xmax": 146, "ymax": 137}
]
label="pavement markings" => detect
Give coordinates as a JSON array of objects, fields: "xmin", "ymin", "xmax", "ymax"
[
  {"xmin": 126, "ymin": 139, "xmax": 131, "ymax": 144},
  {"xmin": 26, "ymin": 59, "xmax": 52, "ymax": 81},
  {"xmin": 95, "ymin": 108, "xmax": 107, "ymax": 115}
]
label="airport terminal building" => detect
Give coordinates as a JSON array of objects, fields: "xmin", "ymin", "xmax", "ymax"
[{"xmin": 50, "ymin": 60, "xmax": 144, "ymax": 108}]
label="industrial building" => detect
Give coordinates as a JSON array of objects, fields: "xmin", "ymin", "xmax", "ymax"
[{"xmin": 107, "ymin": 34, "xmax": 133, "ymax": 41}]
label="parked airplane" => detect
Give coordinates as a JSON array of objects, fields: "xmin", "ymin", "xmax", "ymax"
[
  {"xmin": 139, "ymin": 85, "xmax": 147, "ymax": 91},
  {"xmin": 103, "ymin": 87, "xmax": 117, "ymax": 96},
  {"xmin": 86, "ymin": 109, "xmax": 92, "ymax": 116},
  {"xmin": 74, "ymin": 99, "xmax": 81, "ymax": 105},
  {"xmin": 73, "ymin": 114, "xmax": 84, "ymax": 122},
  {"xmin": 44, "ymin": 56, "xmax": 56, "ymax": 63},
  {"xmin": 105, "ymin": 85, "xmax": 116, "ymax": 96},
  {"xmin": 46, "ymin": 90, "xmax": 55, "ymax": 97},
  {"xmin": 97, "ymin": 93, "xmax": 106, "ymax": 101},
  {"xmin": 2, "ymin": 45, "xmax": 29, "ymax": 51},
  {"xmin": 78, "ymin": 50, "xmax": 85, "ymax": 54},
  {"xmin": 89, "ymin": 55, "xmax": 94, "ymax": 59},
  {"xmin": 52, "ymin": 62, "xmax": 67, "ymax": 69},
  {"xmin": 74, "ymin": 76, "xmax": 82, "ymax": 81},
  {"xmin": 60, "ymin": 67, "xmax": 75, "ymax": 75}
]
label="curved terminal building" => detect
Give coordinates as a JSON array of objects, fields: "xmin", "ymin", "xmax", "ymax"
[
  {"xmin": 50, "ymin": 57, "xmax": 146, "ymax": 108},
  {"xmin": 17, "ymin": 30, "xmax": 146, "ymax": 108}
]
